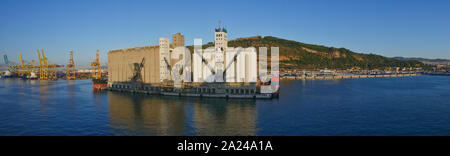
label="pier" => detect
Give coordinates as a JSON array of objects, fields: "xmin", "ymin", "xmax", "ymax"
[
  {"xmin": 101, "ymin": 86, "xmax": 274, "ymax": 99},
  {"xmin": 281, "ymin": 73, "xmax": 420, "ymax": 80}
]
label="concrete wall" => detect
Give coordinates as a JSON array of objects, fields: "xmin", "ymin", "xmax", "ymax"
[
  {"xmin": 108, "ymin": 45, "xmax": 160, "ymax": 85},
  {"xmin": 193, "ymin": 39, "xmax": 203, "ymax": 82}
]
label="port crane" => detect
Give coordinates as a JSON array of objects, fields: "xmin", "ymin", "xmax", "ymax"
[
  {"xmin": 91, "ymin": 50, "xmax": 101, "ymax": 79},
  {"xmin": 1, "ymin": 50, "xmax": 64, "ymax": 80},
  {"xmin": 131, "ymin": 58, "xmax": 145, "ymax": 82},
  {"xmin": 37, "ymin": 49, "xmax": 49, "ymax": 79},
  {"xmin": 37, "ymin": 49, "xmax": 64, "ymax": 80},
  {"xmin": 1, "ymin": 52, "xmax": 39, "ymax": 78},
  {"xmin": 17, "ymin": 53, "xmax": 40, "ymax": 78},
  {"xmin": 66, "ymin": 51, "xmax": 76, "ymax": 80},
  {"xmin": 2, "ymin": 53, "xmax": 19, "ymax": 72}
]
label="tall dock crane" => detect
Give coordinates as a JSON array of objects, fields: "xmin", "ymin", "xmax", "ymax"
[
  {"xmin": 18, "ymin": 53, "xmax": 25, "ymax": 77},
  {"xmin": 19, "ymin": 53, "xmax": 24, "ymax": 69},
  {"xmin": 18, "ymin": 53, "xmax": 40, "ymax": 77},
  {"xmin": 91, "ymin": 50, "xmax": 101, "ymax": 79},
  {"xmin": 37, "ymin": 49, "xmax": 48, "ymax": 79},
  {"xmin": 37, "ymin": 49, "xmax": 64, "ymax": 80},
  {"xmin": 66, "ymin": 51, "xmax": 76, "ymax": 80},
  {"xmin": 2, "ymin": 53, "xmax": 18, "ymax": 72}
]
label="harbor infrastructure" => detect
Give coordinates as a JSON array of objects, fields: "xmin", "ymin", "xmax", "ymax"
[
  {"xmin": 1, "ymin": 50, "xmax": 106, "ymax": 80},
  {"xmin": 281, "ymin": 73, "xmax": 421, "ymax": 80},
  {"xmin": 106, "ymin": 25, "xmax": 279, "ymax": 99}
]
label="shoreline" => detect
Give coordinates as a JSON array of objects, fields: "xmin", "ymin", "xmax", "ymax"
[{"xmin": 281, "ymin": 73, "xmax": 421, "ymax": 80}]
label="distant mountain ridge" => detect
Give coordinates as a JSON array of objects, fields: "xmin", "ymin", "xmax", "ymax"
[
  {"xmin": 190, "ymin": 36, "xmax": 427, "ymax": 69},
  {"xmin": 393, "ymin": 57, "xmax": 450, "ymax": 65}
]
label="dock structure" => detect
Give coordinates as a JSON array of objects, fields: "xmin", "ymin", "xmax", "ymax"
[
  {"xmin": 103, "ymin": 82, "xmax": 273, "ymax": 99},
  {"xmin": 281, "ymin": 73, "xmax": 420, "ymax": 80},
  {"xmin": 106, "ymin": 26, "xmax": 279, "ymax": 99}
]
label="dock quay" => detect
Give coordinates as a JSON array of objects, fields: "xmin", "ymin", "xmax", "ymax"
[
  {"xmin": 104, "ymin": 29, "xmax": 282, "ymax": 99},
  {"xmin": 99, "ymin": 81, "xmax": 277, "ymax": 99},
  {"xmin": 281, "ymin": 73, "xmax": 420, "ymax": 80}
]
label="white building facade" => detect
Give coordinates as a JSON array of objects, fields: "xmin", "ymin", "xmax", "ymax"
[
  {"xmin": 159, "ymin": 38, "xmax": 171, "ymax": 82},
  {"xmin": 191, "ymin": 26, "xmax": 257, "ymax": 83}
]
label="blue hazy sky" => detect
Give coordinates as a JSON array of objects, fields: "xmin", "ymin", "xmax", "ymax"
[{"xmin": 1, "ymin": 0, "xmax": 449, "ymax": 67}]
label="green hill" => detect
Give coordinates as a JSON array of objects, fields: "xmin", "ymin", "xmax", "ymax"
[{"xmin": 189, "ymin": 36, "xmax": 427, "ymax": 70}]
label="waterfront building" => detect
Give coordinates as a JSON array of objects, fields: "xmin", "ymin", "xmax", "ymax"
[
  {"xmin": 107, "ymin": 25, "xmax": 270, "ymax": 98},
  {"xmin": 159, "ymin": 38, "xmax": 171, "ymax": 82},
  {"xmin": 171, "ymin": 33, "xmax": 184, "ymax": 49},
  {"xmin": 108, "ymin": 33, "xmax": 186, "ymax": 85},
  {"xmin": 108, "ymin": 45, "xmax": 161, "ymax": 84},
  {"xmin": 214, "ymin": 24, "xmax": 227, "ymax": 82},
  {"xmin": 214, "ymin": 24, "xmax": 228, "ymax": 53}
]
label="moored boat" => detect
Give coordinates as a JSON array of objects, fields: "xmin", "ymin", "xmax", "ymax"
[
  {"xmin": 93, "ymin": 78, "xmax": 108, "ymax": 90},
  {"xmin": 28, "ymin": 72, "xmax": 38, "ymax": 80}
]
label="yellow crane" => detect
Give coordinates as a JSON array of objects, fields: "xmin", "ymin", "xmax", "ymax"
[
  {"xmin": 18, "ymin": 53, "xmax": 28, "ymax": 77},
  {"xmin": 37, "ymin": 49, "xmax": 47, "ymax": 80},
  {"xmin": 37, "ymin": 49, "xmax": 65, "ymax": 80},
  {"xmin": 66, "ymin": 51, "xmax": 76, "ymax": 80},
  {"xmin": 17, "ymin": 53, "xmax": 41, "ymax": 78},
  {"xmin": 16, "ymin": 53, "xmax": 24, "ymax": 77},
  {"xmin": 91, "ymin": 49, "xmax": 101, "ymax": 79},
  {"xmin": 19, "ymin": 53, "xmax": 24, "ymax": 68},
  {"xmin": 42, "ymin": 49, "xmax": 57, "ymax": 80}
]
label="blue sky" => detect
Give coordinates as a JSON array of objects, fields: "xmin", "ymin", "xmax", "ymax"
[{"xmin": 1, "ymin": 0, "xmax": 449, "ymax": 67}]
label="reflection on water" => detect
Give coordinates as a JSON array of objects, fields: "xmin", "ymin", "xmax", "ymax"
[
  {"xmin": 108, "ymin": 92, "xmax": 186, "ymax": 135},
  {"xmin": 192, "ymin": 99, "xmax": 257, "ymax": 136},
  {"xmin": 108, "ymin": 92, "xmax": 257, "ymax": 136},
  {"xmin": 3, "ymin": 76, "xmax": 449, "ymax": 135},
  {"xmin": 0, "ymin": 79, "xmax": 259, "ymax": 136}
]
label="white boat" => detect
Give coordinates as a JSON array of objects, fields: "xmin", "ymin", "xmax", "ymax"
[
  {"xmin": 3, "ymin": 71, "xmax": 13, "ymax": 78},
  {"xmin": 28, "ymin": 72, "xmax": 38, "ymax": 80}
]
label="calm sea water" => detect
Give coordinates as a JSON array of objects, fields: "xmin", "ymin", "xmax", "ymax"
[{"xmin": 0, "ymin": 76, "xmax": 449, "ymax": 136}]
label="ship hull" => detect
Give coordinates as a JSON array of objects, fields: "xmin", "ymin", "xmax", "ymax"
[{"xmin": 92, "ymin": 78, "xmax": 108, "ymax": 90}]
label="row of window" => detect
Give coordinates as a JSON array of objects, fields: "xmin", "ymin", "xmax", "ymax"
[
  {"xmin": 193, "ymin": 88, "xmax": 255, "ymax": 95},
  {"xmin": 195, "ymin": 88, "xmax": 216, "ymax": 94},
  {"xmin": 112, "ymin": 84, "xmax": 132, "ymax": 89},
  {"xmin": 111, "ymin": 84, "xmax": 160, "ymax": 91},
  {"xmin": 226, "ymin": 88, "xmax": 255, "ymax": 95}
]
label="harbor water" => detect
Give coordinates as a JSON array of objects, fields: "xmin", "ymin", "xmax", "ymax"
[{"xmin": 0, "ymin": 75, "xmax": 449, "ymax": 136}]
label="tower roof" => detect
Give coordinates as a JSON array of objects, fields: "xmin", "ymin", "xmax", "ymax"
[{"xmin": 215, "ymin": 21, "xmax": 227, "ymax": 33}]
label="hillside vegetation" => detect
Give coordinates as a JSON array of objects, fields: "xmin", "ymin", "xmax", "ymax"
[{"xmin": 189, "ymin": 36, "xmax": 426, "ymax": 70}]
